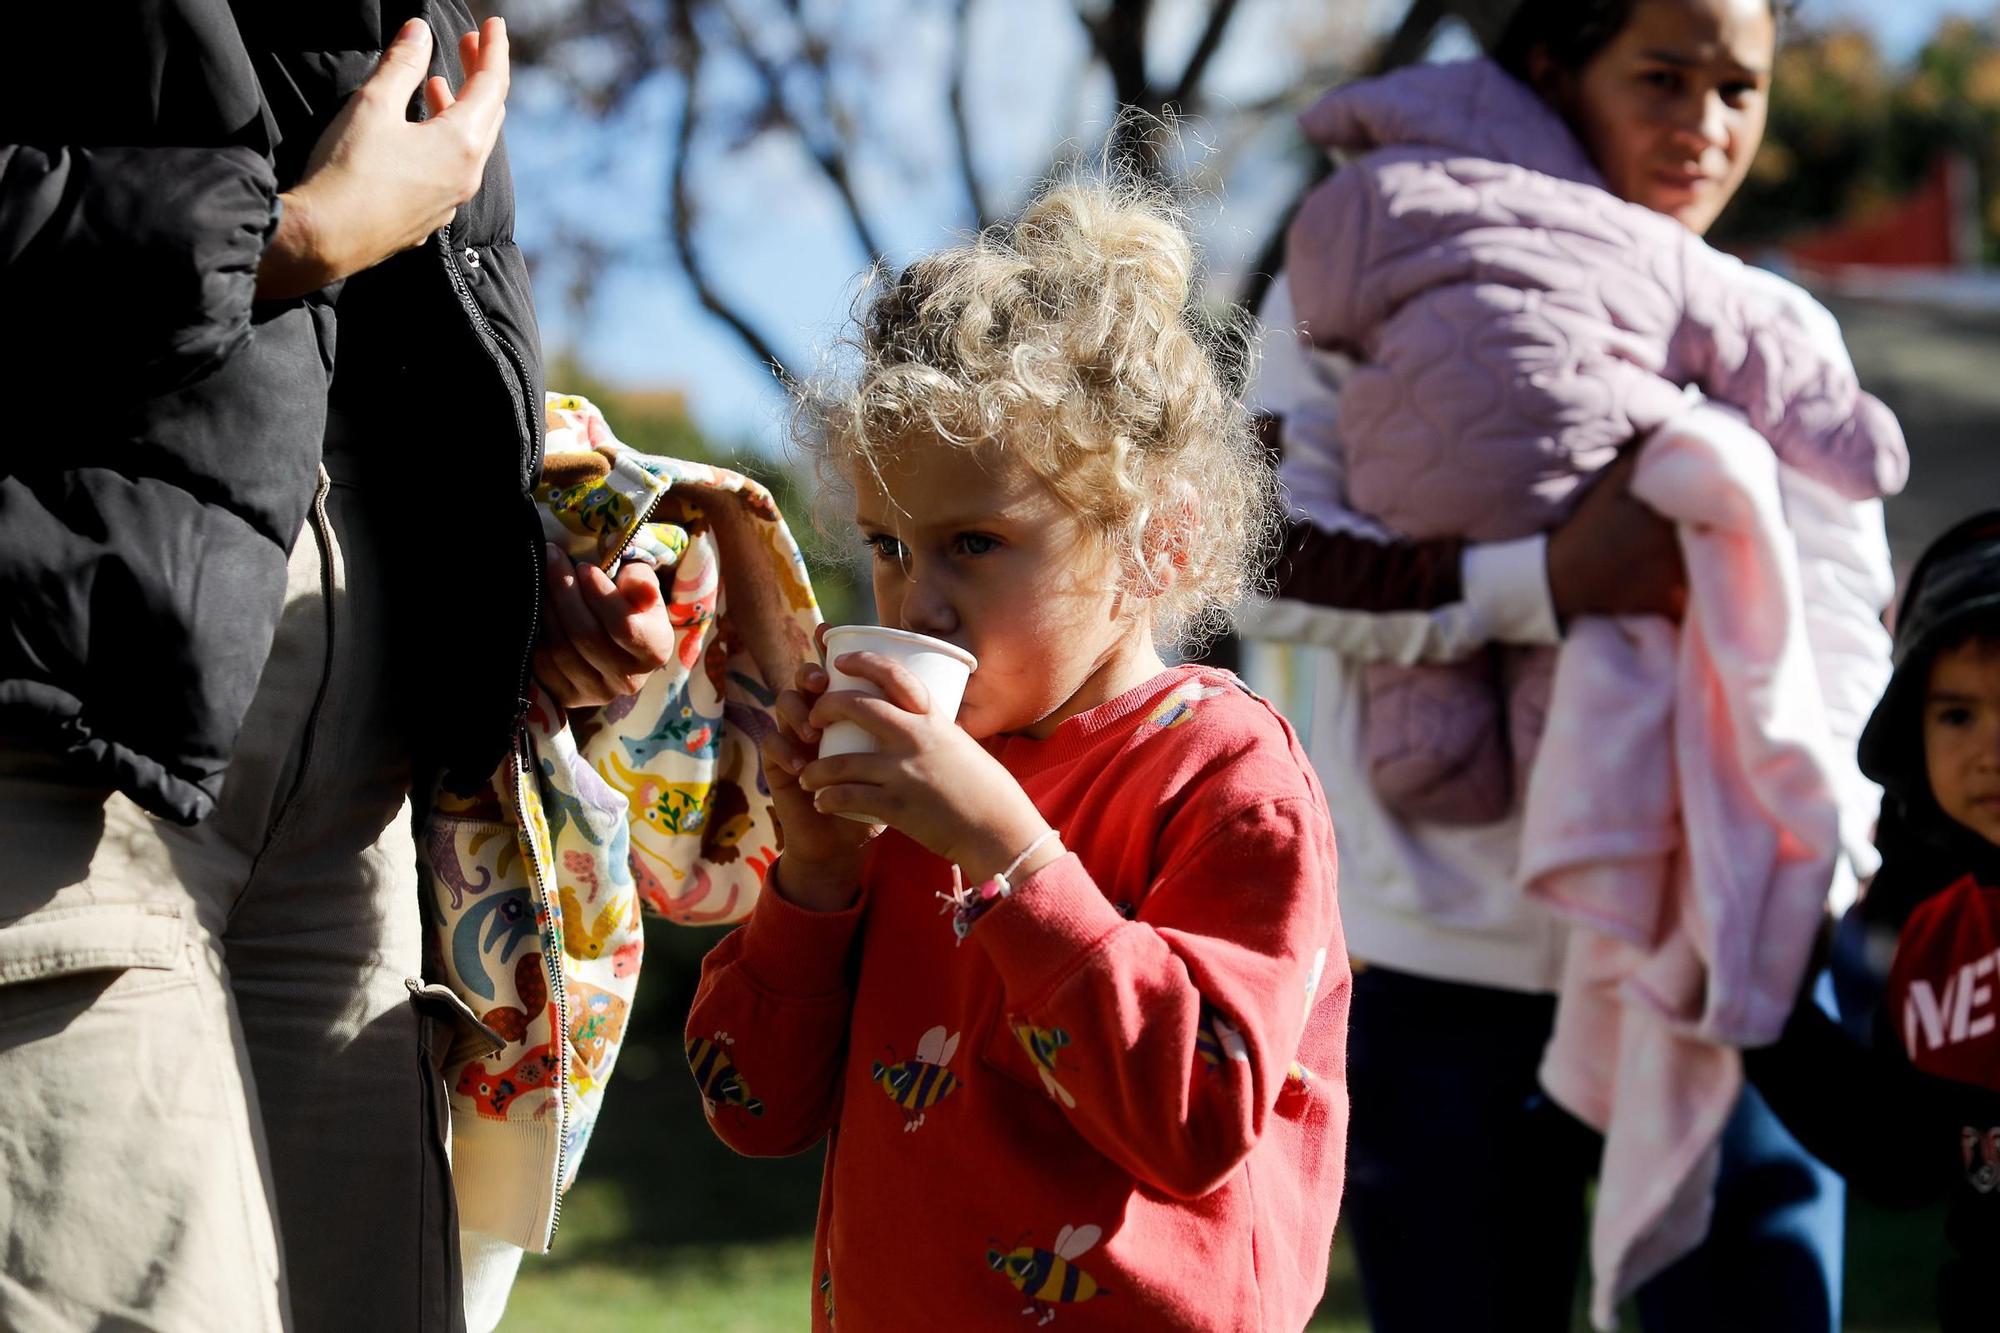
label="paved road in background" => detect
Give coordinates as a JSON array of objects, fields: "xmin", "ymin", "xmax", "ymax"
[{"xmin": 1825, "ymin": 295, "xmax": 1998, "ymax": 575}]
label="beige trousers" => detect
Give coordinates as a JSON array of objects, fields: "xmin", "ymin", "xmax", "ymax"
[{"xmin": 0, "ymin": 466, "xmax": 462, "ymax": 1332}]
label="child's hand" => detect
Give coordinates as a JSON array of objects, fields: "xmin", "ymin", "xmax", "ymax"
[
  {"xmin": 763, "ymin": 631, "xmax": 880, "ymax": 912},
  {"xmin": 798, "ymin": 651, "xmax": 1058, "ymax": 890}
]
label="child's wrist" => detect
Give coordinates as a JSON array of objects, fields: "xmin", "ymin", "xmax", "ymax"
[
  {"xmin": 951, "ymin": 807, "xmax": 1063, "ymax": 894},
  {"xmin": 772, "ymin": 853, "xmax": 862, "ymax": 914}
]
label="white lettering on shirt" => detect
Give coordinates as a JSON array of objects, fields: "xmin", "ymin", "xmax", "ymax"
[{"xmin": 1904, "ymin": 947, "xmax": 2000, "ymax": 1054}]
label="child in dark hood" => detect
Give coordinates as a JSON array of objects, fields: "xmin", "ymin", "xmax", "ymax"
[{"xmin": 1748, "ymin": 510, "xmax": 2000, "ymax": 1332}]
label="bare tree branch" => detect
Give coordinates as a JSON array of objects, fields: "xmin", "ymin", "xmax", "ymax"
[
  {"xmin": 1447, "ymin": 0, "xmax": 1522, "ymax": 49},
  {"xmin": 668, "ymin": 1, "xmax": 799, "ymax": 388},
  {"xmin": 1083, "ymin": 0, "xmax": 1154, "ymax": 111},
  {"xmin": 1370, "ymin": 0, "xmax": 1448, "ymax": 75},
  {"xmin": 1080, "ymin": 0, "xmax": 1172, "ymax": 177},
  {"xmin": 1168, "ymin": 0, "xmax": 1241, "ymax": 109},
  {"xmin": 947, "ymin": 0, "xmax": 991, "ymax": 230},
  {"xmin": 716, "ymin": 0, "xmax": 889, "ymax": 269},
  {"xmin": 1234, "ymin": 0, "xmax": 1461, "ymax": 321}
]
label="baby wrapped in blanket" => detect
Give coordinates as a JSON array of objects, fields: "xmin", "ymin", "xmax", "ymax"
[{"xmin": 1285, "ymin": 58, "xmax": 1907, "ymax": 823}]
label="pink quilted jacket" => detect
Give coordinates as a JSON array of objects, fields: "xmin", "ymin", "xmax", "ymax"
[{"xmin": 1286, "ymin": 59, "xmax": 1909, "ymax": 824}]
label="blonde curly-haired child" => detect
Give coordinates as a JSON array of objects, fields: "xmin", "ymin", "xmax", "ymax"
[{"xmin": 685, "ymin": 175, "xmax": 1349, "ymax": 1331}]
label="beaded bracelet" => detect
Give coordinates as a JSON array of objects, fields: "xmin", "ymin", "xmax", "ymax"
[{"xmin": 938, "ymin": 827, "xmax": 1063, "ymax": 942}]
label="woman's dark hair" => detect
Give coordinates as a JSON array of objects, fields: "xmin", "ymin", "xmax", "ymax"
[{"xmin": 1492, "ymin": 0, "xmax": 1797, "ymax": 83}]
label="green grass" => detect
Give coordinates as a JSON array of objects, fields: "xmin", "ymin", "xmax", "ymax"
[
  {"xmin": 500, "ymin": 1234, "xmax": 818, "ymax": 1332},
  {"xmin": 503, "ymin": 1180, "xmax": 1942, "ymax": 1332},
  {"xmin": 498, "ymin": 1192, "xmax": 1371, "ymax": 1331}
]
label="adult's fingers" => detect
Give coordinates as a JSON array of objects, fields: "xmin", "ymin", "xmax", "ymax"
[
  {"xmin": 366, "ymin": 18, "xmax": 434, "ymax": 104},
  {"xmin": 424, "ymin": 75, "xmax": 455, "ymax": 117},
  {"xmin": 575, "ymin": 563, "xmax": 673, "ymax": 668},
  {"xmin": 540, "ymin": 548, "xmax": 648, "ymax": 696},
  {"xmin": 447, "ymin": 18, "xmax": 511, "ymax": 126},
  {"xmin": 543, "ymin": 549, "xmax": 642, "ymax": 685},
  {"xmin": 534, "ymin": 639, "xmax": 610, "ymax": 708}
]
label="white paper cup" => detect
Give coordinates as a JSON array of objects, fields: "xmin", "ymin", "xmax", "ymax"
[{"xmin": 816, "ymin": 626, "xmax": 977, "ymax": 824}]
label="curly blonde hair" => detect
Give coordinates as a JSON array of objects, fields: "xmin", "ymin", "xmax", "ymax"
[{"xmin": 796, "ymin": 173, "xmax": 1278, "ymax": 651}]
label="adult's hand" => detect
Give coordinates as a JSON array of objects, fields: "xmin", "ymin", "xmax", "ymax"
[
  {"xmin": 1546, "ymin": 443, "xmax": 1687, "ymax": 624},
  {"xmin": 533, "ymin": 547, "xmax": 677, "ymax": 709},
  {"xmin": 256, "ymin": 17, "xmax": 511, "ymax": 299}
]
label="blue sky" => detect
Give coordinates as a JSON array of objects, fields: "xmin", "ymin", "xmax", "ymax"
[
  {"xmin": 1814, "ymin": 0, "xmax": 1993, "ymax": 60},
  {"xmin": 508, "ymin": 0, "xmax": 1998, "ymax": 453}
]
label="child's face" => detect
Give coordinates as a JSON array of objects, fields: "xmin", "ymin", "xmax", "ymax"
[
  {"xmin": 1925, "ymin": 636, "xmax": 2000, "ymax": 847},
  {"xmin": 1541, "ymin": 0, "xmax": 1774, "ymax": 236},
  {"xmin": 853, "ymin": 441, "xmax": 1152, "ymax": 741}
]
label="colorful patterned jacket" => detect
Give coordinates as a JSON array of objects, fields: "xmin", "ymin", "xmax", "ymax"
[{"xmin": 423, "ymin": 393, "xmax": 819, "ymax": 1250}]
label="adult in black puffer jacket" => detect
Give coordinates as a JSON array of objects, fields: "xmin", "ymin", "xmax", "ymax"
[
  {"xmin": 0, "ymin": 7, "xmax": 673, "ymax": 1331},
  {"xmin": 0, "ymin": 3, "xmax": 543, "ymax": 820}
]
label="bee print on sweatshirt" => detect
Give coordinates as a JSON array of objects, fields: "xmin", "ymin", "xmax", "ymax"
[
  {"xmin": 1194, "ymin": 1004, "xmax": 1250, "ymax": 1072},
  {"xmin": 988, "ymin": 1223, "xmax": 1110, "ymax": 1325},
  {"xmin": 1011, "ymin": 1020, "xmax": 1076, "ymax": 1108},
  {"xmin": 872, "ymin": 1025, "xmax": 962, "ymax": 1131},
  {"xmin": 1280, "ymin": 946, "xmax": 1331, "ymax": 1101},
  {"xmin": 1148, "ymin": 681, "xmax": 1230, "ymax": 729},
  {"xmin": 687, "ymin": 1031, "xmax": 763, "ymax": 1119}
]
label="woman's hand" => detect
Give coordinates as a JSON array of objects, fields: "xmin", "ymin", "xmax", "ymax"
[
  {"xmin": 1546, "ymin": 442, "xmax": 1687, "ymax": 623},
  {"xmin": 257, "ymin": 18, "xmax": 511, "ymax": 298},
  {"xmin": 533, "ymin": 546, "xmax": 675, "ymax": 708},
  {"xmin": 795, "ymin": 651, "xmax": 1058, "ymax": 891},
  {"xmin": 762, "ymin": 633, "xmax": 882, "ymax": 912}
]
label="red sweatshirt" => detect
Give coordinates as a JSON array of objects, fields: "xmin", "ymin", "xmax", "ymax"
[{"xmin": 686, "ymin": 665, "xmax": 1349, "ymax": 1332}]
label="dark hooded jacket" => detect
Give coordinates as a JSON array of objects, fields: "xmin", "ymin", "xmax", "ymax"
[
  {"xmin": 1747, "ymin": 511, "xmax": 2000, "ymax": 1333},
  {"xmin": 0, "ymin": 0, "xmax": 543, "ymax": 824}
]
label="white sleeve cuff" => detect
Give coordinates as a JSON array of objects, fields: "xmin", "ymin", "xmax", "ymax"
[{"xmin": 1463, "ymin": 535, "xmax": 1560, "ymax": 646}]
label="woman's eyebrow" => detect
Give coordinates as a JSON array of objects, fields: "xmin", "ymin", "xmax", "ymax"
[{"xmin": 1639, "ymin": 48, "xmax": 1769, "ymax": 78}]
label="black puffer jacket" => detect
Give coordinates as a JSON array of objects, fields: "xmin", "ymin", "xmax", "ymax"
[{"xmin": 0, "ymin": 0, "xmax": 543, "ymax": 823}]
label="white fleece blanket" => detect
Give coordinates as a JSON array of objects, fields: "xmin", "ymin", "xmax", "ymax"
[{"xmin": 1519, "ymin": 401, "xmax": 1883, "ymax": 1328}]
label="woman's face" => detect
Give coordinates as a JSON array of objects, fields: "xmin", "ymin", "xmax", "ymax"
[{"xmin": 1537, "ymin": 0, "xmax": 1776, "ymax": 236}]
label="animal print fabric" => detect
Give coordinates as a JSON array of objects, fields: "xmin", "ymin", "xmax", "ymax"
[{"xmin": 426, "ymin": 393, "xmax": 820, "ymax": 1249}]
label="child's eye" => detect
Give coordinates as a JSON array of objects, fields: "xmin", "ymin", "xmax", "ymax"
[
  {"xmin": 1936, "ymin": 705, "xmax": 1975, "ymax": 728},
  {"xmin": 953, "ymin": 533, "xmax": 1001, "ymax": 557},
  {"xmin": 864, "ymin": 533, "xmax": 908, "ymax": 565},
  {"xmin": 1718, "ymin": 81, "xmax": 1760, "ymax": 109},
  {"xmin": 1640, "ymin": 68, "xmax": 1685, "ymax": 95}
]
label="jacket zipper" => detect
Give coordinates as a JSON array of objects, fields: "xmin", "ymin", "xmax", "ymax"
[
  {"xmin": 512, "ymin": 730, "xmax": 572, "ymax": 1244},
  {"xmin": 439, "ymin": 222, "xmax": 568, "ymax": 1238},
  {"xmin": 610, "ymin": 478, "xmax": 672, "ymax": 571},
  {"xmin": 268, "ymin": 472, "xmax": 338, "ymax": 837},
  {"xmin": 437, "ymin": 222, "xmax": 544, "ymax": 731}
]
